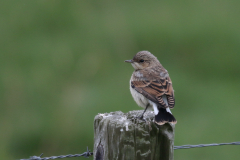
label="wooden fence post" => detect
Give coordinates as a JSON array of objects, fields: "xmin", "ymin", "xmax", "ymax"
[{"xmin": 93, "ymin": 110, "xmax": 175, "ymax": 160}]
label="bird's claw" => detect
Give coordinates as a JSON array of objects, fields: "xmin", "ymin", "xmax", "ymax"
[{"xmin": 132, "ymin": 115, "xmax": 146, "ymax": 122}]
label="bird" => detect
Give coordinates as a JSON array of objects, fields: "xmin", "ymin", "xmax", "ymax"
[{"xmin": 125, "ymin": 51, "xmax": 177, "ymax": 125}]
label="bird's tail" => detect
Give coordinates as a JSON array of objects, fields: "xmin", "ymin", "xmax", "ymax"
[{"xmin": 155, "ymin": 108, "xmax": 177, "ymax": 125}]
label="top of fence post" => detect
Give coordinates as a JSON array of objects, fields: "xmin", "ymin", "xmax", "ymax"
[{"xmin": 93, "ymin": 110, "xmax": 175, "ymax": 160}]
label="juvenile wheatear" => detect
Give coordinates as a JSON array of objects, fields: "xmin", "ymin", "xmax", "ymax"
[{"xmin": 125, "ymin": 51, "xmax": 177, "ymax": 125}]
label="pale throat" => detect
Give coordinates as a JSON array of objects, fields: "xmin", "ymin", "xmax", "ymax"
[{"xmin": 131, "ymin": 62, "xmax": 144, "ymax": 70}]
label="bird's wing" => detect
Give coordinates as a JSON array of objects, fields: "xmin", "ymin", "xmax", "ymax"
[{"xmin": 131, "ymin": 77, "xmax": 175, "ymax": 108}]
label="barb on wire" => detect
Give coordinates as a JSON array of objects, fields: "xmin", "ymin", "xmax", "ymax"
[
  {"xmin": 174, "ymin": 141, "xmax": 240, "ymax": 150},
  {"xmin": 20, "ymin": 147, "xmax": 93, "ymax": 160}
]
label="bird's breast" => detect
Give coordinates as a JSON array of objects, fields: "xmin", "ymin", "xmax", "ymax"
[{"xmin": 130, "ymin": 80, "xmax": 148, "ymax": 108}]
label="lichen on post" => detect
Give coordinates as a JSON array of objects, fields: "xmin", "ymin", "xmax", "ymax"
[{"xmin": 94, "ymin": 110, "xmax": 175, "ymax": 160}]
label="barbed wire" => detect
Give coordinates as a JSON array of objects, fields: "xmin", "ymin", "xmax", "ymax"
[
  {"xmin": 174, "ymin": 141, "xmax": 240, "ymax": 150},
  {"xmin": 20, "ymin": 147, "xmax": 93, "ymax": 160},
  {"xmin": 20, "ymin": 141, "xmax": 240, "ymax": 160}
]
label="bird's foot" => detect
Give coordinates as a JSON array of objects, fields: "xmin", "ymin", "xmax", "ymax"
[{"xmin": 132, "ymin": 115, "xmax": 146, "ymax": 122}]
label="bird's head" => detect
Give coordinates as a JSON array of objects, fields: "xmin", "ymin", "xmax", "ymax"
[{"xmin": 125, "ymin": 51, "xmax": 160, "ymax": 70}]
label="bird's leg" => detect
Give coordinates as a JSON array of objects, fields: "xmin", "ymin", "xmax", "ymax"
[{"xmin": 138, "ymin": 104, "xmax": 150, "ymax": 120}]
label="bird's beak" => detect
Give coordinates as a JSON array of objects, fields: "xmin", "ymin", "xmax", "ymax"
[{"xmin": 124, "ymin": 59, "xmax": 133, "ymax": 63}]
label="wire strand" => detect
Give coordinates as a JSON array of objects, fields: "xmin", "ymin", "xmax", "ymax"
[
  {"xmin": 174, "ymin": 141, "xmax": 240, "ymax": 150},
  {"xmin": 20, "ymin": 147, "xmax": 93, "ymax": 160},
  {"xmin": 20, "ymin": 141, "xmax": 240, "ymax": 159}
]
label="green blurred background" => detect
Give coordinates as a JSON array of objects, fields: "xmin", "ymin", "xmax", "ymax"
[{"xmin": 1, "ymin": 0, "xmax": 240, "ymax": 159}]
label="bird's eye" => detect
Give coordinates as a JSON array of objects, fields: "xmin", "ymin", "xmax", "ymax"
[{"xmin": 139, "ymin": 59, "xmax": 145, "ymax": 63}]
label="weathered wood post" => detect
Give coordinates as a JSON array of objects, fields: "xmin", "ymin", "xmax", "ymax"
[{"xmin": 94, "ymin": 110, "xmax": 175, "ymax": 160}]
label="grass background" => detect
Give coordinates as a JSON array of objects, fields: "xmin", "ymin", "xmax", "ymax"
[{"xmin": 1, "ymin": 1, "xmax": 240, "ymax": 159}]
